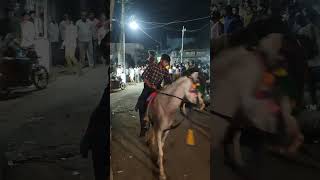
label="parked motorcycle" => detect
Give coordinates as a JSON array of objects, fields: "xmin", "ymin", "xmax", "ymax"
[
  {"xmin": 110, "ymin": 73, "xmax": 126, "ymax": 90},
  {"xmin": 0, "ymin": 46, "xmax": 49, "ymax": 97}
]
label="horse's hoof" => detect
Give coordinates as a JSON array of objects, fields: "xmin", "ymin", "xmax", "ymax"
[{"xmin": 159, "ymin": 175, "xmax": 167, "ymax": 180}]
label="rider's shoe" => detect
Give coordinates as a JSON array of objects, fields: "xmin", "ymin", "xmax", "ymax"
[{"xmin": 139, "ymin": 128, "xmax": 148, "ymax": 137}]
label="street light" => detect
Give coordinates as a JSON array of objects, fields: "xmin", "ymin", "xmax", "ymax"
[{"xmin": 129, "ymin": 20, "xmax": 139, "ymax": 30}]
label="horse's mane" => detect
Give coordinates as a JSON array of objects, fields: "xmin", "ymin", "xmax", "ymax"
[{"xmin": 161, "ymin": 77, "xmax": 189, "ymax": 94}]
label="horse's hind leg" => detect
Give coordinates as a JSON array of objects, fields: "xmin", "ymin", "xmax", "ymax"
[
  {"xmin": 161, "ymin": 131, "xmax": 170, "ymax": 149},
  {"xmin": 157, "ymin": 130, "xmax": 166, "ymax": 179}
]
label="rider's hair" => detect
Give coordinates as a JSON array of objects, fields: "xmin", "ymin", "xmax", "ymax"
[{"xmin": 161, "ymin": 54, "xmax": 171, "ymax": 63}]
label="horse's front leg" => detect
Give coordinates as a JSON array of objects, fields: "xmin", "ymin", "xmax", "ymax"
[
  {"xmin": 157, "ymin": 130, "xmax": 166, "ymax": 179},
  {"xmin": 162, "ymin": 131, "xmax": 170, "ymax": 149},
  {"xmin": 223, "ymin": 125, "xmax": 245, "ymax": 167},
  {"xmin": 280, "ymin": 96, "xmax": 304, "ymax": 155},
  {"xmin": 232, "ymin": 130, "xmax": 245, "ymax": 167},
  {"xmin": 198, "ymin": 92, "xmax": 206, "ymax": 111}
]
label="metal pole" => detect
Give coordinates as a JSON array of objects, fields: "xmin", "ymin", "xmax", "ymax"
[
  {"xmin": 44, "ymin": 0, "xmax": 48, "ymax": 39},
  {"xmin": 118, "ymin": 0, "xmax": 126, "ymax": 83},
  {"xmin": 110, "ymin": 0, "xmax": 115, "ymax": 23},
  {"xmin": 181, "ymin": 26, "xmax": 186, "ymax": 63}
]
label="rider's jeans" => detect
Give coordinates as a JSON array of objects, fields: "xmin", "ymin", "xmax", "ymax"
[{"xmin": 136, "ymin": 83, "xmax": 154, "ymax": 128}]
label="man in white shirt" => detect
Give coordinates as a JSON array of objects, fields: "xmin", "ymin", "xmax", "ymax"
[
  {"xmin": 134, "ymin": 67, "xmax": 140, "ymax": 83},
  {"xmin": 20, "ymin": 12, "xmax": 36, "ymax": 48},
  {"xmin": 62, "ymin": 19, "xmax": 82, "ymax": 75},
  {"xmin": 59, "ymin": 14, "xmax": 69, "ymax": 42},
  {"xmin": 129, "ymin": 67, "xmax": 134, "ymax": 83},
  {"xmin": 30, "ymin": 11, "xmax": 43, "ymax": 38},
  {"xmin": 76, "ymin": 11, "xmax": 94, "ymax": 67},
  {"xmin": 48, "ymin": 18, "xmax": 60, "ymax": 66},
  {"xmin": 88, "ymin": 12, "xmax": 99, "ymax": 64}
]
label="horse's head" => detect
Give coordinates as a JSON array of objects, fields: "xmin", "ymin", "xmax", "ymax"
[
  {"xmin": 184, "ymin": 72, "xmax": 201, "ymax": 105},
  {"xmin": 257, "ymin": 33, "xmax": 286, "ymax": 66}
]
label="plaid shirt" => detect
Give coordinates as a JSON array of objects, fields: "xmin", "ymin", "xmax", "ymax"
[{"xmin": 142, "ymin": 62, "xmax": 171, "ymax": 88}]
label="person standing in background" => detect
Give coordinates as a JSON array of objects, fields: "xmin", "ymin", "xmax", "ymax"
[
  {"xmin": 77, "ymin": 11, "xmax": 94, "ymax": 68},
  {"xmin": 97, "ymin": 13, "xmax": 108, "ymax": 64},
  {"xmin": 20, "ymin": 12, "xmax": 36, "ymax": 48},
  {"xmin": 223, "ymin": 5, "xmax": 235, "ymax": 34},
  {"xmin": 59, "ymin": 14, "xmax": 69, "ymax": 42},
  {"xmin": 88, "ymin": 12, "xmax": 99, "ymax": 65},
  {"xmin": 210, "ymin": 12, "xmax": 223, "ymax": 39},
  {"xmin": 62, "ymin": 19, "xmax": 82, "ymax": 75},
  {"xmin": 48, "ymin": 18, "xmax": 60, "ymax": 66},
  {"xmin": 30, "ymin": 10, "xmax": 43, "ymax": 38},
  {"xmin": 134, "ymin": 66, "xmax": 140, "ymax": 83}
]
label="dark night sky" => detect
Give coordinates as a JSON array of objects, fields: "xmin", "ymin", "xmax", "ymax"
[{"xmin": 112, "ymin": 0, "xmax": 211, "ymax": 50}]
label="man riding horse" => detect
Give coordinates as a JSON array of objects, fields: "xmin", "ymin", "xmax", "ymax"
[{"xmin": 135, "ymin": 54, "xmax": 172, "ymax": 137}]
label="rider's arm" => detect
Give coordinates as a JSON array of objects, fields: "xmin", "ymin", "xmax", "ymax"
[
  {"xmin": 142, "ymin": 64, "xmax": 157, "ymax": 89},
  {"xmin": 163, "ymin": 71, "xmax": 172, "ymax": 86}
]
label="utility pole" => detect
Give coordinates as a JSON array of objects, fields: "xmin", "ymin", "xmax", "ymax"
[
  {"xmin": 180, "ymin": 26, "xmax": 186, "ymax": 63},
  {"xmin": 110, "ymin": 0, "xmax": 115, "ymax": 24},
  {"xmin": 118, "ymin": 0, "xmax": 126, "ymax": 82}
]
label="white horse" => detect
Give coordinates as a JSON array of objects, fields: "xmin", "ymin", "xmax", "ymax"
[
  {"xmin": 144, "ymin": 72, "xmax": 203, "ymax": 180},
  {"xmin": 209, "ymin": 33, "xmax": 304, "ymax": 170}
]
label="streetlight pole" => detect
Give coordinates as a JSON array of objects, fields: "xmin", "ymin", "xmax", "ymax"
[
  {"xmin": 118, "ymin": 0, "xmax": 126, "ymax": 83},
  {"xmin": 180, "ymin": 26, "xmax": 186, "ymax": 63}
]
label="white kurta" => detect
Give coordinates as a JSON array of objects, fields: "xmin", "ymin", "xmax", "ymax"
[
  {"xmin": 21, "ymin": 20, "xmax": 36, "ymax": 47},
  {"xmin": 63, "ymin": 24, "xmax": 78, "ymax": 57}
]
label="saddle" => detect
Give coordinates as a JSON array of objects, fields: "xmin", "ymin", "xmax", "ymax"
[{"xmin": 146, "ymin": 91, "xmax": 158, "ymax": 105}]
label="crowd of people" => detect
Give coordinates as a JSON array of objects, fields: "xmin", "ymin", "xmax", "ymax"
[
  {"xmin": 211, "ymin": 0, "xmax": 320, "ymax": 109},
  {"xmin": 116, "ymin": 65, "xmax": 146, "ymax": 84},
  {"xmin": 114, "ymin": 50, "xmax": 210, "ymax": 90},
  {"xmin": 49, "ymin": 11, "xmax": 109, "ymax": 74},
  {"xmin": 0, "ymin": 9, "xmax": 109, "ymax": 76},
  {"xmin": 210, "ymin": 0, "xmax": 320, "ymax": 39}
]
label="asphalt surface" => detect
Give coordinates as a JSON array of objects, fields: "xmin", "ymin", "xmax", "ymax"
[
  {"xmin": 111, "ymin": 83, "xmax": 210, "ymax": 180},
  {"xmin": 0, "ymin": 65, "xmax": 319, "ymax": 180},
  {"xmin": 0, "ymin": 65, "xmax": 108, "ymax": 180},
  {"xmin": 111, "ymin": 83, "xmax": 320, "ymax": 180}
]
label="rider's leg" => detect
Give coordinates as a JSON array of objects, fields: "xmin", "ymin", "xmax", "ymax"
[{"xmin": 137, "ymin": 84, "xmax": 154, "ymax": 136}]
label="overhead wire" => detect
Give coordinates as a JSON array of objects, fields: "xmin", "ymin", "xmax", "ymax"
[
  {"xmin": 138, "ymin": 27, "xmax": 161, "ymax": 44},
  {"xmin": 137, "ymin": 16, "xmax": 210, "ymax": 30},
  {"xmin": 163, "ymin": 22, "xmax": 210, "ymax": 33}
]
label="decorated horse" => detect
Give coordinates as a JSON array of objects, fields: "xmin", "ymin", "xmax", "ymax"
[
  {"xmin": 209, "ymin": 17, "xmax": 306, "ymax": 177},
  {"xmin": 143, "ymin": 71, "xmax": 204, "ymax": 180}
]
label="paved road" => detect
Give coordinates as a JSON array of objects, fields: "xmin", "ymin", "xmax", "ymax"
[
  {"xmin": 111, "ymin": 83, "xmax": 210, "ymax": 180},
  {"xmin": 111, "ymin": 83, "xmax": 320, "ymax": 180},
  {"xmin": 0, "ymin": 66, "xmax": 108, "ymax": 180}
]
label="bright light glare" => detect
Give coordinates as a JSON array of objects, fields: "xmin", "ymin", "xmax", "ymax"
[{"xmin": 129, "ymin": 21, "xmax": 139, "ymax": 30}]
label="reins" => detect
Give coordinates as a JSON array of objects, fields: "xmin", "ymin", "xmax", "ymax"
[{"xmin": 152, "ymin": 75, "xmax": 233, "ymax": 132}]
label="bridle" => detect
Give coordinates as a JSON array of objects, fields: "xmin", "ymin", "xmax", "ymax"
[
  {"xmin": 153, "ymin": 75, "xmax": 233, "ymax": 132},
  {"xmin": 156, "ymin": 76, "xmax": 199, "ymax": 105}
]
